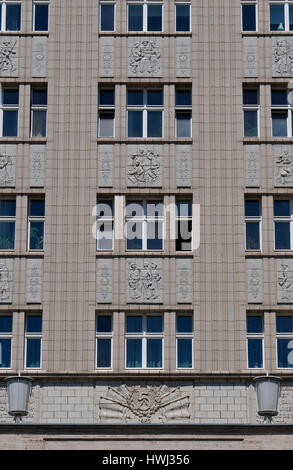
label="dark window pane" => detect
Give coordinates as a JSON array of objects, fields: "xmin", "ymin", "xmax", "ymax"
[
  {"xmin": 97, "ymin": 338, "xmax": 111, "ymax": 367},
  {"xmin": 3, "ymin": 89, "xmax": 18, "ymax": 105},
  {"xmin": 0, "ymin": 338, "xmax": 11, "ymax": 368},
  {"xmin": 146, "ymin": 221, "xmax": 163, "ymax": 250},
  {"xmin": 3, "ymin": 111, "xmax": 18, "ymax": 137},
  {"xmin": 0, "ymin": 222, "xmax": 15, "ymax": 249},
  {"xmin": 128, "ymin": 4, "xmax": 143, "ymax": 31},
  {"xmin": 147, "ymin": 90, "xmax": 163, "ymax": 106},
  {"xmin": 176, "ymin": 5, "xmax": 190, "ymax": 32},
  {"xmin": 248, "ymin": 339, "xmax": 263, "ymax": 368},
  {"xmin": 30, "ymin": 200, "xmax": 45, "ymax": 217},
  {"xmin": 147, "ymin": 338, "xmax": 162, "ymax": 367},
  {"xmin": 26, "ymin": 315, "xmax": 42, "ymax": 333},
  {"xmin": 274, "ymin": 200, "xmax": 290, "ymax": 217},
  {"xmin": 272, "ymin": 90, "xmax": 287, "ymax": 106},
  {"xmin": 6, "ymin": 4, "xmax": 21, "ymax": 31},
  {"xmin": 244, "ymin": 110, "xmax": 258, "ymax": 137},
  {"xmin": 97, "ymin": 200, "xmax": 113, "ymax": 218},
  {"xmin": 127, "ymin": 90, "xmax": 143, "ymax": 106},
  {"xmin": 34, "ymin": 4, "xmax": 48, "ymax": 31},
  {"xmin": 0, "ymin": 200, "xmax": 16, "ymax": 217},
  {"xmin": 128, "ymin": 111, "xmax": 143, "ymax": 137},
  {"xmin": 99, "ymin": 112, "xmax": 114, "ymax": 137},
  {"xmin": 277, "ymin": 316, "xmax": 293, "ymax": 333},
  {"xmin": 243, "ymin": 89, "xmax": 258, "ymax": 105},
  {"xmin": 147, "ymin": 316, "xmax": 163, "ymax": 333},
  {"xmin": 176, "ymin": 112, "xmax": 191, "ymax": 137},
  {"xmin": 126, "ymin": 220, "xmax": 143, "ymax": 250},
  {"xmin": 277, "ymin": 338, "xmax": 293, "ymax": 368},
  {"xmin": 29, "ymin": 221, "xmax": 44, "ymax": 250},
  {"xmin": 147, "ymin": 111, "xmax": 162, "ymax": 137},
  {"xmin": 126, "ymin": 338, "xmax": 142, "ymax": 367},
  {"xmin": 99, "ymin": 89, "xmax": 114, "ymax": 106},
  {"xmin": 245, "ymin": 200, "xmax": 260, "ymax": 217},
  {"xmin": 97, "ymin": 221, "xmax": 113, "ymax": 250},
  {"xmin": 246, "ymin": 222, "xmax": 260, "ymax": 250},
  {"xmin": 32, "ymin": 90, "xmax": 47, "ymax": 105},
  {"xmin": 177, "ymin": 338, "xmax": 192, "ymax": 368},
  {"xmin": 275, "ymin": 222, "xmax": 290, "ymax": 250},
  {"xmin": 177, "ymin": 201, "xmax": 192, "ymax": 217},
  {"xmin": 26, "ymin": 338, "xmax": 41, "ymax": 368},
  {"xmin": 97, "ymin": 315, "xmax": 112, "ymax": 333},
  {"xmin": 126, "ymin": 316, "xmax": 142, "ymax": 333},
  {"xmin": 32, "ymin": 110, "xmax": 46, "ymax": 137},
  {"xmin": 242, "ymin": 4, "xmax": 256, "ymax": 31},
  {"xmin": 0, "ymin": 5, "xmax": 2, "ymax": 29},
  {"xmin": 0, "ymin": 316, "xmax": 12, "ymax": 333},
  {"xmin": 176, "ymin": 90, "xmax": 192, "ymax": 106},
  {"xmin": 272, "ymin": 112, "xmax": 288, "ymax": 137},
  {"xmin": 270, "ymin": 4, "xmax": 285, "ymax": 31},
  {"xmin": 247, "ymin": 316, "xmax": 263, "ymax": 333},
  {"xmin": 100, "ymin": 4, "xmax": 114, "ymax": 31},
  {"xmin": 147, "ymin": 5, "xmax": 162, "ymax": 31},
  {"xmin": 290, "ymin": 4, "xmax": 293, "ymax": 31},
  {"xmin": 177, "ymin": 316, "xmax": 193, "ymax": 333}
]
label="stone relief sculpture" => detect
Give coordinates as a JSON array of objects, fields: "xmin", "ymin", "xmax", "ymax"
[
  {"xmin": 0, "ymin": 153, "xmax": 15, "ymax": 187},
  {"xmin": 98, "ymin": 145, "xmax": 113, "ymax": 187},
  {"xmin": 129, "ymin": 39, "xmax": 161, "ymax": 76},
  {"xmin": 32, "ymin": 37, "xmax": 47, "ymax": 77},
  {"xmin": 127, "ymin": 148, "xmax": 161, "ymax": 186},
  {"xmin": 277, "ymin": 261, "xmax": 293, "ymax": 303},
  {"xmin": 99, "ymin": 37, "xmax": 114, "ymax": 77},
  {"xmin": 97, "ymin": 260, "xmax": 112, "ymax": 304},
  {"xmin": 99, "ymin": 384, "xmax": 190, "ymax": 423},
  {"xmin": 30, "ymin": 149, "xmax": 45, "ymax": 187},
  {"xmin": 245, "ymin": 146, "xmax": 259, "ymax": 187},
  {"xmin": 243, "ymin": 37, "xmax": 258, "ymax": 77},
  {"xmin": 0, "ymin": 260, "xmax": 12, "ymax": 303},
  {"xmin": 272, "ymin": 38, "xmax": 293, "ymax": 76},
  {"xmin": 275, "ymin": 149, "xmax": 293, "ymax": 186},
  {"xmin": 177, "ymin": 259, "xmax": 192, "ymax": 303},
  {"xmin": 127, "ymin": 259, "xmax": 163, "ymax": 303},
  {"xmin": 0, "ymin": 39, "xmax": 17, "ymax": 73},
  {"xmin": 176, "ymin": 37, "xmax": 190, "ymax": 77},
  {"xmin": 247, "ymin": 259, "xmax": 262, "ymax": 303},
  {"xmin": 26, "ymin": 259, "xmax": 42, "ymax": 303}
]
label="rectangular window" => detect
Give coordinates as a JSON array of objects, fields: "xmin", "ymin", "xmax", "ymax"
[
  {"xmin": 247, "ymin": 315, "xmax": 264, "ymax": 368},
  {"xmin": 274, "ymin": 199, "xmax": 293, "ymax": 250},
  {"xmin": 100, "ymin": 1, "xmax": 115, "ymax": 31},
  {"xmin": 25, "ymin": 315, "xmax": 42, "ymax": 369},
  {"xmin": 176, "ymin": 200, "xmax": 192, "ymax": 251},
  {"xmin": 242, "ymin": 3, "xmax": 257, "ymax": 31},
  {"xmin": 127, "ymin": 89, "xmax": 163, "ymax": 138},
  {"xmin": 126, "ymin": 200, "xmax": 164, "ymax": 251},
  {"xmin": 176, "ymin": 314, "xmax": 193, "ymax": 368},
  {"xmin": 33, "ymin": 1, "xmax": 49, "ymax": 31},
  {"xmin": 128, "ymin": 1, "xmax": 163, "ymax": 32},
  {"xmin": 1, "ymin": 87, "xmax": 18, "ymax": 137},
  {"xmin": 28, "ymin": 199, "xmax": 45, "ymax": 250},
  {"xmin": 243, "ymin": 88, "xmax": 259, "ymax": 137},
  {"xmin": 270, "ymin": 2, "xmax": 293, "ymax": 31},
  {"xmin": 125, "ymin": 315, "xmax": 163, "ymax": 369},
  {"xmin": 0, "ymin": 2, "xmax": 21, "ymax": 31},
  {"xmin": 96, "ymin": 200, "xmax": 114, "ymax": 250},
  {"xmin": 175, "ymin": 3, "xmax": 190, "ymax": 32},
  {"xmin": 271, "ymin": 89, "xmax": 293, "ymax": 137},
  {"xmin": 0, "ymin": 315, "xmax": 12, "ymax": 368},
  {"xmin": 276, "ymin": 315, "xmax": 293, "ymax": 368},
  {"xmin": 96, "ymin": 314, "xmax": 112, "ymax": 368},
  {"xmin": 0, "ymin": 199, "xmax": 15, "ymax": 250},
  {"xmin": 175, "ymin": 88, "xmax": 192, "ymax": 138},
  {"xmin": 31, "ymin": 87, "xmax": 47, "ymax": 137},
  {"xmin": 245, "ymin": 199, "xmax": 261, "ymax": 250},
  {"xmin": 98, "ymin": 88, "xmax": 115, "ymax": 137}
]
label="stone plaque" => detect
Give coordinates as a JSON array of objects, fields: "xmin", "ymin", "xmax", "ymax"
[
  {"xmin": 176, "ymin": 145, "xmax": 191, "ymax": 187},
  {"xmin": 128, "ymin": 37, "xmax": 162, "ymax": 77},
  {"xmin": 176, "ymin": 37, "xmax": 191, "ymax": 77},
  {"xmin": 0, "ymin": 259, "xmax": 13, "ymax": 303},
  {"xmin": 97, "ymin": 259, "xmax": 112, "ymax": 304},
  {"xmin": 126, "ymin": 258, "xmax": 163, "ymax": 303},
  {"xmin": 243, "ymin": 37, "xmax": 258, "ymax": 77},
  {"xmin": 26, "ymin": 258, "xmax": 42, "ymax": 303},
  {"xmin": 245, "ymin": 145, "xmax": 260, "ymax": 187},
  {"xmin": 98, "ymin": 145, "xmax": 113, "ymax": 187},
  {"xmin": 99, "ymin": 37, "xmax": 114, "ymax": 77},
  {"xmin": 274, "ymin": 145, "xmax": 293, "ymax": 187},
  {"xmin": 127, "ymin": 145, "xmax": 162, "ymax": 187},
  {"xmin": 30, "ymin": 145, "xmax": 45, "ymax": 187},
  {"xmin": 272, "ymin": 37, "xmax": 293, "ymax": 77},
  {"xmin": 32, "ymin": 37, "xmax": 47, "ymax": 77},
  {"xmin": 177, "ymin": 258, "xmax": 192, "ymax": 304},
  {"xmin": 0, "ymin": 145, "xmax": 16, "ymax": 188},
  {"xmin": 247, "ymin": 259, "xmax": 263, "ymax": 304},
  {"xmin": 277, "ymin": 259, "xmax": 293, "ymax": 303},
  {"xmin": 0, "ymin": 37, "xmax": 18, "ymax": 77}
]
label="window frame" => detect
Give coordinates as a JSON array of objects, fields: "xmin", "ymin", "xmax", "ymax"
[
  {"xmin": 24, "ymin": 314, "xmax": 42, "ymax": 370},
  {"xmin": 0, "ymin": 314, "xmax": 12, "ymax": 369},
  {"xmin": 99, "ymin": 1, "xmax": 116, "ymax": 32},
  {"xmin": 127, "ymin": 0, "xmax": 163, "ymax": 33},
  {"xmin": 30, "ymin": 86, "xmax": 47, "ymax": 138},
  {"xmin": 243, "ymin": 87, "xmax": 259, "ymax": 138},
  {"xmin": 276, "ymin": 314, "xmax": 293, "ymax": 369},
  {"xmin": 27, "ymin": 198, "xmax": 45, "ymax": 251},
  {"xmin": 241, "ymin": 1, "xmax": 258, "ymax": 32},
  {"xmin": 33, "ymin": 1, "xmax": 49, "ymax": 32},
  {"xmin": 127, "ymin": 88, "xmax": 164, "ymax": 138},
  {"xmin": 269, "ymin": 1, "xmax": 293, "ymax": 31},
  {"xmin": 0, "ymin": 86, "xmax": 19, "ymax": 137},
  {"xmin": 176, "ymin": 314, "xmax": 193, "ymax": 369},
  {"xmin": 245, "ymin": 198, "xmax": 262, "ymax": 251},
  {"xmin": 175, "ymin": 199, "xmax": 193, "ymax": 252},
  {"xmin": 271, "ymin": 89, "xmax": 293, "ymax": 138},
  {"xmin": 98, "ymin": 87, "xmax": 115, "ymax": 138},
  {"xmin": 274, "ymin": 199, "xmax": 293, "ymax": 250},
  {"xmin": 0, "ymin": 1, "xmax": 21, "ymax": 32},
  {"xmin": 96, "ymin": 199, "xmax": 114, "ymax": 251},
  {"xmin": 0, "ymin": 199, "xmax": 16, "ymax": 251},
  {"xmin": 175, "ymin": 2, "xmax": 191, "ymax": 33},
  {"xmin": 175, "ymin": 88, "xmax": 192, "ymax": 138},
  {"xmin": 96, "ymin": 314, "xmax": 113, "ymax": 369},
  {"xmin": 246, "ymin": 314, "xmax": 264, "ymax": 369}
]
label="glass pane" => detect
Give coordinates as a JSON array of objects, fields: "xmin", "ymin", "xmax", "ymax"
[
  {"xmin": 270, "ymin": 4, "xmax": 285, "ymax": 31},
  {"xmin": 177, "ymin": 338, "xmax": 192, "ymax": 368},
  {"xmin": 29, "ymin": 221, "xmax": 44, "ymax": 250},
  {"xmin": 243, "ymin": 89, "xmax": 258, "ymax": 105},
  {"xmin": 147, "ymin": 221, "xmax": 163, "ymax": 250},
  {"xmin": 277, "ymin": 338, "xmax": 293, "ymax": 368},
  {"xmin": 26, "ymin": 315, "xmax": 42, "ymax": 333},
  {"xmin": 176, "ymin": 90, "xmax": 192, "ymax": 106},
  {"xmin": 247, "ymin": 316, "xmax": 263, "ymax": 333},
  {"xmin": 128, "ymin": 4, "xmax": 143, "ymax": 31},
  {"xmin": 97, "ymin": 221, "xmax": 113, "ymax": 250},
  {"xmin": 176, "ymin": 113, "xmax": 191, "ymax": 137},
  {"xmin": 34, "ymin": 4, "xmax": 48, "ymax": 31},
  {"xmin": 99, "ymin": 112, "xmax": 114, "ymax": 137},
  {"xmin": 147, "ymin": 338, "xmax": 162, "ymax": 367},
  {"xmin": 6, "ymin": 4, "xmax": 21, "ymax": 31},
  {"xmin": 176, "ymin": 220, "xmax": 192, "ymax": 251},
  {"xmin": 128, "ymin": 111, "xmax": 143, "ymax": 137},
  {"xmin": 276, "ymin": 316, "xmax": 293, "ymax": 333},
  {"xmin": 248, "ymin": 339, "xmax": 263, "ymax": 368},
  {"xmin": 0, "ymin": 5, "xmax": 2, "ymax": 30},
  {"xmin": 126, "ymin": 316, "xmax": 142, "ymax": 333},
  {"xmin": 97, "ymin": 338, "xmax": 111, "ymax": 367},
  {"xmin": 177, "ymin": 201, "xmax": 192, "ymax": 217},
  {"xmin": 127, "ymin": 90, "xmax": 143, "ymax": 106},
  {"xmin": 97, "ymin": 200, "xmax": 113, "ymax": 218},
  {"xmin": 274, "ymin": 200, "xmax": 290, "ymax": 217},
  {"xmin": 3, "ymin": 111, "xmax": 18, "ymax": 137},
  {"xmin": 176, "ymin": 5, "xmax": 190, "ymax": 32},
  {"xmin": 147, "ymin": 111, "xmax": 162, "ymax": 137},
  {"xmin": 272, "ymin": 90, "xmax": 287, "ymax": 106},
  {"xmin": 272, "ymin": 112, "xmax": 288, "ymax": 137},
  {"xmin": 245, "ymin": 200, "xmax": 260, "ymax": 217},
  {"xmin": 0, "ymin": 338, "xmax": 11, "ymax": 368},
  {"xmin": 30, "ymin": 200, "xmax": 45, "ymax": 217},
  {"xmin": 126, "ymin": 201, "xmax": 144, "ymax": 218},
  {"xmin": 0, "ymin": 221, "xmax": 15, "ymax": 249},
  {"xmin": 246, "ymin": 222, "xmax": 260, "ymax": 250},
  {"xmin": 147, "ymin": 316, "xmax": 163, "ymax": 333},
  {"xmin": 177, "ymin": 316, "xmax": 193, "ymax": 333},
  {"xmin": 147, "ymin": 5, "xmax": 162, "ymax": 31},
  {"xmin": 126, "ymin": 220, "xmax": 143, "ymax": 250},
  {"xmin": 32, "ymin": 110, "xmax": 46, "ymax": 137},
  {"xmin": 32, "ymin": 90, "xmax": 47, "ymax": 105},
  {"xmin": 97, "ymin": 315, "xmax": 112, "ymax": 333},
  {"xmin": 126, "ymin": 338, "xmax": 142, "ymax": 367},
  {"xmin": 147, "ymin": 90, "xmax": 163, "ymax": 106},
  {"xmin": 0, "ymin": 200, "xmax": 16, "ymax": 217},
  {"xmin": 3, "ymin": 89, "xmax": 18, "ymax": 105},
  {"xmin": 100, "ymin": 4, "xmax": 114, "ymax": 31},
  {"xmin": 26, "ymin": 338, "xmax": 41, "ymax": 368},
  {"xmin": 0, "ymin": 316, "xmax": 12, "ymax": 333},
  {"xmin": 275, "ymin": 222, "xmax": 290, "ymax": 249},
  {"xmin": 290, "ymin": 4, "xmax": 293, "ymax": 30},
  {"xmin": 99, "ymin": 89, "xmax": 114, "ymax": 106},
  {"xmin": 242, "ymin": 4, "xmax": 256, "ymax": 31},
  {"xmin": 244, "ymin": 110, "xmax": 258, "ymax": 137}
]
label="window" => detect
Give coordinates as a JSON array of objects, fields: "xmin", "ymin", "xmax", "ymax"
[
  {"xmin": 0, "ymin": 315, "xmax": 12, "ymax": 368},
  {"xmin": 0, "ymin": 1, "xmax": 21, "ymax": 31},
  {"xmin": 96, "ymin": 315, "xmax": 112, "ymax": 368},
  {"xmin": 271, "ymin": 89, "xmax": 293, "ymax": 137},
  {"xmin": 0, "ymin": 87, "xmax": 18, "ymax": 137},
  {"xmin": 25, "ymin": 315, "xmax": 42, "ymax": 369},
  {"xmin": 176, "ymin": 314, "xmax": 193, "ymax": 368},
  {"xmin": 270, "ymin": 1, "xmax": 293, "ymax": 31},
  {"xmin": 276, "ymin": 315, "xmax": 293, "ymax": 368},
  {"xmin": 125, "ymin": 315, "xmax": 163, "ymax": 368},
  {"xmin": 0, "ymin": 199, "xmax": 15, "ymax": 250},
  {"xmin": 243, "ymin": 88, "xmax": 259, "ymax": 137},
  {"xmin": 247, "ymin": 315, "xmax": 264, "ymax": 368},
  {"xmin": 175, "ymin": 89, "xmax": 192, "ymax": 138},
  {"xmin": 126, "ymin": 200, "xmax": 164, "ymax": 251},
  {"xmin": 100, "ymin": 1, "xmax": 115, "ymax": 31},
  {"xmin": 128, "ymin": 1, "xmax": 163, "ymax": 32},
  {"xmin": 245, "ymin": 199, "xmax": 261, "ymax": 250},
  {"xmin": 274, "ymin": 199, "xmax": 293, "ymax": 250},
  {"xmin": 176, "ymin": 200, "xmax": 192, "ymax": 251},
  {"xmin": 127, "ymin": 89, "xmax": 163, "ymax": 138},
  {"xmin": 242, "ymin": 2, "xmax": 257, "ymax": 31},
  {"xmin": 31, "ymin": 87, "xmax": 47, "ymax": 137},
  {"xmin": 28, "ymin": 199, "xmax": 45, "ymax": 250},
  {"xmin": 98, "ymin": 88, "xmax": 115, "ymax": 137},
  {"xmin": 33, "ymin": 1, "xmax": 49, "ymax": 31},
  {"xmin": 96, "ymin": 200, "xmax": 114, "ymax": 250},
  {"xmin": 175, "ymin": 3, "xmax": 190, "ymax": 32}
]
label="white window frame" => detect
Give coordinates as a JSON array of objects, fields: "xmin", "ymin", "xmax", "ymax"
[
  {"xmin": 0, "ymin": 86, "xmax": 19, "ymax": 137},
  {"xmin": 127, "ymin": 88, "xmax": 164, "ymax": 138},
  {"xmin": 274, "ymin": 199, "xmax": 293, "ymax": 250},
  {"xmin": 175, "ymin": 199, "xmax": 193, "ymax": 252},
  {"xmin": 176, "ymin": 314, "xmax": 193, "ymax": 370},
  {"xmin": 241, "ymin": 1, "xmax": 258, "ymax": 32},
  {"xmin": 0, "ymin": 1, "xmax": 21, "ymax": 31},
  {"xmin": 24, "ymin": 316, "xmax": 42, "ymax": 370},
  {"xmin": 31, "ymin": 86, "xmax": 47, "ymax": 138},
  {"xmin": 99, "ymin": 1, "xmax": 116, "ymax": 32},
  {"xmin": 96, "ymin": 199, "xmax": 114, "ymax": 251},
  {"xmin": 269, "ymin": 1, "xmax": 293, "ymax": 31},
  {"xmin": 271, "ymin": 90, "xmax": 293, "ymax": 138},
  {"xmin": 125, "ymin": 314, "xmax": 164, "ymax": 370},
  {"xmin": 33, "ymin": 1, "xmax": 49, "ymax": 32},
  {"xmin": 96, "ymin": 314, "xmax": 113, "ymax": 369},
  {"xmin": 246, "ymin": 315, "xmax": 264, "ymax": 370},
  {"xmin": 175, "ymin": 89, "xmax": 192, "ymax": 138},
  {"xmin": 245, "ymin": 198, "xmax": 262, "ymax": 251},
  {"xmin": 98, "ymin": 87, "xmax": 115, "ymax": 138},
  {"xmin": 27, "ymin": 199, "xmax": 45, "ymax": 251},
  {"xmin": 127, "ymin": 0, "xmax": 164, "ymax": 32},
  {"xmin": 276, "ymin": 315, "xmax": 293, "ymax": 369},
  {"xmin": 175, "ymin": 2, "xmax": 191, "ymax": 33},
  {"xmin": 125, "ymin": 199, "xmax": 164, "ymax": 251},
  {"xmin": 0, "ymin": 199, "xmax": 16, "ymax": 251},
  {"xmin": 243, "ymin": 88, "xmax": 259, "ymax": 138},
  {"xmin": 0, "ymin": 315, "xmax": 13, "ymax": 369}
]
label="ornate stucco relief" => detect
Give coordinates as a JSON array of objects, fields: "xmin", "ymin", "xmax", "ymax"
[
  {"xmin": 0, "ymin": 145, "xmax": 16, "ymax": 188},
  {"xmin": 0, "ymin": 259, "xmax": 12, "ymax": 303},
  {"xmin": 30, "ymin": 145, "xmax": 45, "ymax": 187},
  {"xmin": 243, "ymin": 37, "xmax": 258, "ymax": 77},
  {"xmin": 99, "ymin": 37, "xmax": 114, "ymax": 77},
  {"xmin": 98, "ymin": 145, "xmax": 113, "ymax": 187},
  {"xmin": 245, "ymin": 145, "xmax": 259, "ymax": 187},
  {"xmin": 0, "ymin": 37, "xmax": 18, "ymax": 77},
  {"xmin": 176, "ymin": 37, "xmax": 190, "ymax": 77},
  {"xmin": 26, "ymin": 259, "xmax": 43, "ymax": 303},
  {"xmin": 126, "ymin": 258, "xmax": 163, "ymax": 303},
  {"xmin": 177, "ymin": 258, "xmax": 192, "ymax": 304},
  {"xmin": 128, "ymin": 37, "xmax": 162, "ymax": 77},
  {"xmin": 176, "ymin": 145, "xmax": 191, "ymax": 187},
  {"xmin": 277, "ymin": 259, "xmax": 293, "ymax": 303},
  {"xmin": 127, "ymin": 146, "xmax": 162, "ymax": 187},
  {"xmin": 97, "ymin": 259, "xmax": 112, "ymax": 304},
  {"xmin": 247, "ymin": 259, "xmax": 263, "ymax": 304},
  {"xmin": 32, "ymin": 37, "xmax": 47, "ymax": 77},
  {"xmin": 274, "ymin": 145, "xmax": 293, "ymax": 187},
  {"xmin": 272, "ymin": 37, "xmax": 293, "ymax": 77}
]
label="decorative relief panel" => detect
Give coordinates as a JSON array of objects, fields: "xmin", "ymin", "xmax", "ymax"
[
  {"xmin": 177, "ymin": 258, "xmax": 192, "ymax": 304},
  {"xmin": 0, "ymin": 259, "xmax": 12, "ymax": 303},
  {"xmin": 97, "ymin": 259, "xmax": 112, "ymax": 304},
  {"xmin": 247, "ymin": 259, "xmax": 263, "ymax": 304},
  {"xmin": 128, "ymin": 37, "xmax": 162, "ymax": 77},
  {"xmin": 176, "ymin": 145, "xmax": 191, "ymax": 187},
  {"xmin": 32, "ymin": 37, "xmax": 47, "ymax": 77},
  {"xmin": 272, "ymin": 37, "xmax": 293, "ymax": 77},
  {"xmin": 274, "ymin": 145, "xmax": 293, "ymax": 187},
  {"xmin": 126, "ymin": 258, "xmax": 163, "ymax": 303},
  {"xmin": 245, "ymin": 145, "xmax": 259, "ymax": 187},
  {"xmin": 98, "ymin": 145, "xmax": 113, "ymax": 188},
  {"xmin": 98, "ymin": 384, "xmax": 190, "ymax": 423},
  {"xmin": 176, "ymin": 37, "xmax": 191, "ymax": 77},
  {"xmin": 0, "ymin": 37, "xmax": 18, "ymax": 77},
  {"xmin": 30, "ymin": 145, "xmax": 45, "ymax": 187},
  {"xmin": 99, "ymin": 37, "xmax": 114, "ymax": 77},
  {"xmin": 277, "ymin": 259, "xmax": 293, "ymax": 303},
  {"xmin": 0, "ymin": 145, "xmax": 16, "ymax": 188},
  {"xmin": 274, "ymin": 384, "xmax": 293, "ymax": 423},
  {"xmin": 26, "ymin": 259, "xmax": 42, "ymax": 303},
  {"xmin": 127, "ymin": 146, "xmax": 162, "ymax": 187},
  {"xmin": 243, "ymin": 37, "xmax": 258, "ymax": 77}
]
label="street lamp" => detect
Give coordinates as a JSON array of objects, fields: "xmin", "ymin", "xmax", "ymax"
[
  {"xmin": 253, "ymin": 375, "xmax": 282, "ymax": 424},
  {"xmin": 5, "ymin": 376, "xmax": 33, "ymax": 424}
]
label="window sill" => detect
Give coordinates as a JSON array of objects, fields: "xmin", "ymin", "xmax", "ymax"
[
  {"xmin": 98, "ymin": 32, "xmax": 192, "ymax": 37},
  {"xmin": 242, "ymin": 31, "xmax": 293, "ymax": 36},
  {"xmin": 0, "ymin": 31, "xmax": 49, "ymax": 36},
  {"xmin": 0, "ymin": 137, "xmax": 47, "ymax": 144}
]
